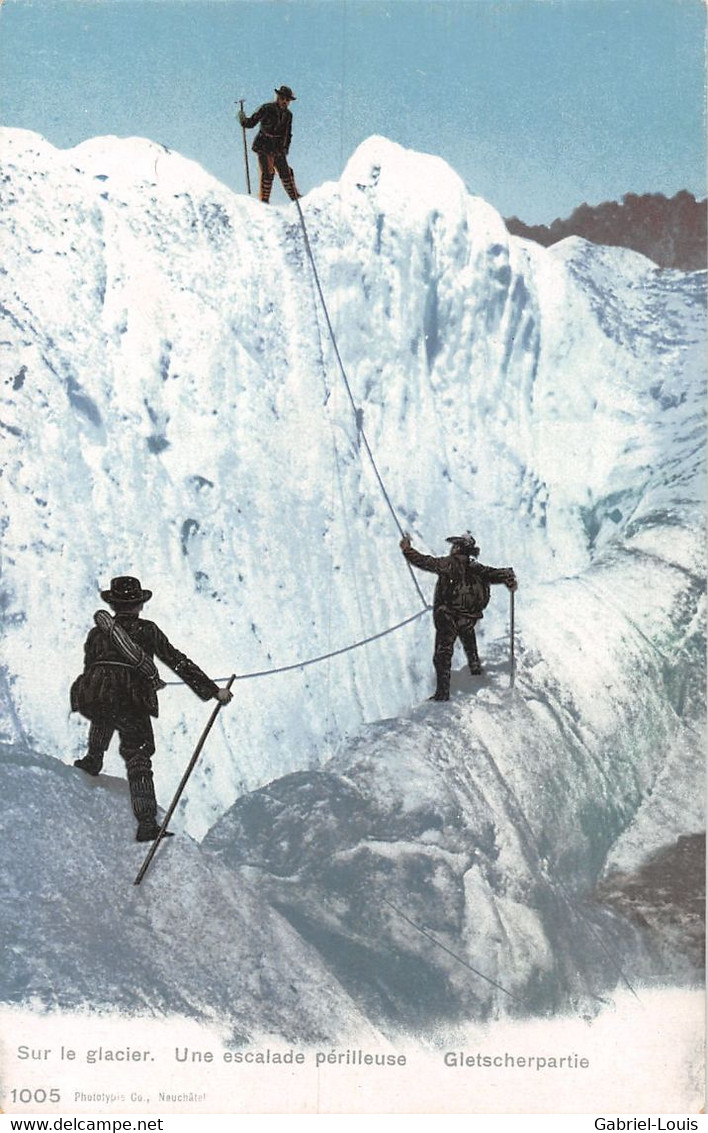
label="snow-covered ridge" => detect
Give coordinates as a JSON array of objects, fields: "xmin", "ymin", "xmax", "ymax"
[{"xmin": 1, "ymin": 127, "xmax": 705, "ymax": 849}]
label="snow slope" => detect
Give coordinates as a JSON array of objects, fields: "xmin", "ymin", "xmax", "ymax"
[
  {"xmin": 0, "ymin": 128, "xmax": 704, "ymax": 1030},
  {"xmin": 0, "ymin": 741, "xmax": 373, "ymax": 1041}
]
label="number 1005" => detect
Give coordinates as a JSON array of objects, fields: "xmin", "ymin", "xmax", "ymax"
[{"xmin": 11, "ymin": 1087, "xmax": 61, "ymax": 1103}]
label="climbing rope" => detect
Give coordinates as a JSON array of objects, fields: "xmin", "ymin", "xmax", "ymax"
[
  {"xmin": 382, "ymin": 898, "xmax": 529, "ymax": 1007},
  {"xmin": 294, "ymin": 197, "xmax": 428, "ymax": 610},
  {"xmin": 163, "ymin": 606, "xmax": 430, "ymax": 685},
  {"xmin": 164, "ymin": 194, "xmax": 440, "ymax": 690},
  {"xmin": 162, "ymin": 199, "xmax": 438, "ymax": 688}
]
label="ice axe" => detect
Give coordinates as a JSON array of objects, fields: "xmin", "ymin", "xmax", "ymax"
[
  {"xmin": 133, "ymin": 674, "xmax": 236, "ymax": 886},
  {"xmin": 236, "ymin": 99, "xmax": 252, "ymax": 195}
]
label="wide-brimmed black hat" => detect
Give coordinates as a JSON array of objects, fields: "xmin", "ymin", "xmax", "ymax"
[
  {"xmin": 446, "ymin": 533, "xmax": 479, "ymax": 555},
  {"xmin": 100, "ymin": 576, "xmax": 152, "ymax": 605},
  {"xmin": 275, "ymin": 85, "xmax": 296, "ymax": 101}
]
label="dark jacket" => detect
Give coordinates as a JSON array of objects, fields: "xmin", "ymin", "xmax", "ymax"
[
  {"xmin": 402, "ymin": 545, "xmax": 514, "ymax": 619},
  {"xmin": 242, "ymin": 101, "xmax": 293, "ymax": 156},
  {"xmin": 70, "ymin": 614, "xmax": 219, "ymax": 721}
]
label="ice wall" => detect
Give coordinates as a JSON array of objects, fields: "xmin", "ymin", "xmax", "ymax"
[{"xmin": 1, "ymin": 129, "xmax": 704, "ymax": 844}]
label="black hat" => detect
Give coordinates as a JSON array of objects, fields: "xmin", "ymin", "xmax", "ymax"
[
  {"xmin": 101, "ymin": 576, "xmax": 152, "ymax": 605},
  {"xmin": 446, "ymin": 533, "xmax": 479, "ymax": 556},
  {"xmin": 275, "ymin": 85, "xmax": 296, "ymax": 101}
]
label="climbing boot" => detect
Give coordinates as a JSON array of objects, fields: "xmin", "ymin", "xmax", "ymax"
[
  {"xmin": 429, "ymin": 662, "xmax": 451, "ymax": 701},
  {"xmin": 74, "ymin": 753, "xmax": 103, "ymax": 776},
  {"xmin": 136, "ymin": 821, "xmax": 174, "ymax": 843}
]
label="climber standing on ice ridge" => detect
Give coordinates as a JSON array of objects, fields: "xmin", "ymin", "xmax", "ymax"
[
  {"xmin": 239, "ymin": 85, "xmax": 301, "ymax": 203},
  {"xmin": 70, "ymin": 576, "xmax": 233, "ymax": 842},
  {"xmin": 400, "ymin": 534, "xmax": 517, "ymax": 701}
]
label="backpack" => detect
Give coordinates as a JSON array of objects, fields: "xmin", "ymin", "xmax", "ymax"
[{"xmin": 446, "ymin": 559, "xmax": 490, "ymax": 615}]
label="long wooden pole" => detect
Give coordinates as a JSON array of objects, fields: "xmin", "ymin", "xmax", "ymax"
[
  {"xmin": 133, "ymin": 674, "xmax": 237, "ymax": 886},
  {"xmin": 238, "ymin": 99, "xmax": 252, "ymax": 196}
]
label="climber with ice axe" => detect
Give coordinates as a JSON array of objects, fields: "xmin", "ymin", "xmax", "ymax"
[
  {"xmin": 70, "ymin": 575, "xmax": 233, "ymax": 843},
  {"xmin": 400, "ymin": 533, "xmax": 517, "ymax": 700},
  {"xmin": 238, "ymin": 85, "xmax": 301, "ymax": 203}
]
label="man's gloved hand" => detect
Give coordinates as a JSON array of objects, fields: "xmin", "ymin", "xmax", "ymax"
[
  {"xmin": 238, "ymin": 110, "xmax": 247, "ymax": 126},
  {"xmin": 505, "ymin": 570, "xmax": 518, "ymax": 591},
  {"xmin": 216, "ymin": 688, "xmax": 234, "ymax": 704},
  {"xmin": 399, "ymin": 534, "xmax": 412, "ymax": 552}
]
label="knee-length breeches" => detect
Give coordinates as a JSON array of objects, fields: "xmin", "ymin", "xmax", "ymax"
[
  {"xmin": 433, "ymin": 608, "xmax": 481, "ymax": 672},
  {"xmin": 257, "ymin": 152, "xmax": 300, "ymax": 202}
]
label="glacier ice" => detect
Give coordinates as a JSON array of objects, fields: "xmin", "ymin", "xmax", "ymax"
[{"xmin": 0, "ymin": 127, "xmax": 704, "ymax": 1031}]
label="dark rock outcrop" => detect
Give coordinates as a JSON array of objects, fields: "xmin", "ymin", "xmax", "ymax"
[
  {"xmin": 506, "ymin": 192, "xmax": 707, "ymax": 271},
  {"xmin": 595, "ymin": 834, "xmax": 705, "ymax": 970}
]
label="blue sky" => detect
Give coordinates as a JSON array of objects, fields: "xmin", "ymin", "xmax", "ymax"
[{"xmin": 1, "ymin": 0, "xmax": 705, "ymax": 222}]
